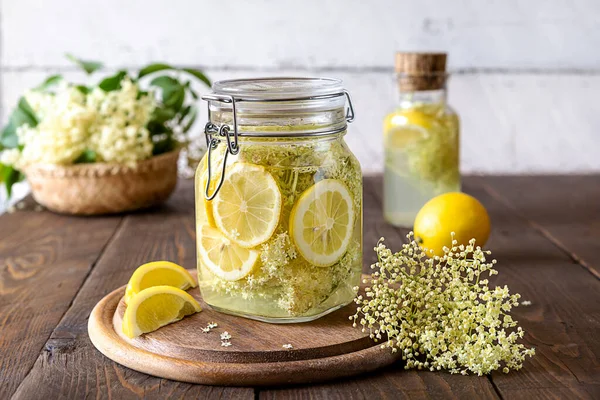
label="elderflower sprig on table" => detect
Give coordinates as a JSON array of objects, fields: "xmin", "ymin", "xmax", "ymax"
[{"xmin": 351, "ymin": 232, "xmax": 535, "ymax": 376}]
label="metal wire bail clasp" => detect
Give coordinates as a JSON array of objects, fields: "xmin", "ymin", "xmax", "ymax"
[
  {"xmin": 202, "ymin": 94, "xmax": 240, "ymax": 200},
  {"xmin": 343, "ymin": 90, "xmax": 355, "ymax": 123}
]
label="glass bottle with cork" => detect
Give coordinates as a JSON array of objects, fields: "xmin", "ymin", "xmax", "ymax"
[{"xmin": 383, "ymin": 52, "xmax": 460, "ymax": 227}]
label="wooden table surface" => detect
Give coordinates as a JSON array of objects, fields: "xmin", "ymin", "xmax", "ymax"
[{"xmin": 1, "ymin": 175, "xmax": 599, "ymax": 399}]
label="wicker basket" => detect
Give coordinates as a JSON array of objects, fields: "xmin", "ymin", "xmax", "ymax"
[{"xmin": 24, "ymin": 150, "xmax": 180, "ymax": 215}]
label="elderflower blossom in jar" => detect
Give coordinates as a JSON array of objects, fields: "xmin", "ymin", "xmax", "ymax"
[{"xmin": 196, "ymin": 78, "xmax": 363, "ymax": 323}]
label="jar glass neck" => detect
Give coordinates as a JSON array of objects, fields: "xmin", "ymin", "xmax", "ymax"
[
  {"xmin": 398, "ymin": 88, "xmax": 447, "ymax": 108},
  {"xmin": 209, "ymin": 103, "xmax": 347, "ymax": 136}
]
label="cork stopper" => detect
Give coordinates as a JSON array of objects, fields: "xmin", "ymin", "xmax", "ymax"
[{"xmin": 395, "ymin": 52, "xmax": 447, "ymax": 91}]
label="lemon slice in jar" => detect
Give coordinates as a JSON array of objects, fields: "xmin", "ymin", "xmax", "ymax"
[
  {"xmin": 122, "ymin": 286, "xmax": 201, "ymax": 338},
  {"xmin": 212, "ymin": 163, "xmax": 282, "ymax": 248},
  {"xmin": 289, "ymin": 179, "xmax": 354, "ymax": 267},
  {"xmin": 197, "ymin": 157, "xmax": 219, "ymax": 228},
  {"xmin": 197, "ymin": 224, "xmax": 259, "ymax": 281},
  {"xmin": 125, "ymin": 261, "xmax": 196, "ymax": 304},
  {"xmin": 199, "ymin": 168, "xmax": 218, "ymax": 228}
]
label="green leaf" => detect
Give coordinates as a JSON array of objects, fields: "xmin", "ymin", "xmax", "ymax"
[
  {"xmin": 178, "ymin": 105, "xmax": 192, "ymax": 124},
  {"xmin": 98, "ymin": 70, "xmax": 128, "ymax": 91},
  {"xmin": 1, "ymin": 122, "xmax": 19, "ymax": 149},
  {"xmin": 152, "ymin": 133, "xmax": 176, "ymax": 156},
  {"xmin": 150, "ymin": 75, "xmax": 179, "ymax": 89},
  {"xmin": 164, "ymin": 85, "xmax": 185, "ymax": 111},
  {"xmin": 182, "ymin": 68, "xmax": 211, "ymax": 87},
  {"xmin": 66, "ymin": 53, "xmax": 103, "ymax": 74},
  {"xmin": 0, "ymin": 98, "xmax": 38, "ymax": 149},
  {"xmin": 16, "ymin": 98, "xmax": 38, "ymax": 126},
  {"xmin": 139, "ymin": 63, "xmax": 211, "ymax": 88},
  {"xmin": 0, "ymin": 163, "xmax": 22, "ymax": 198},
  {"xmin": 136, "ymin": 90, "xmax": 149, "ymax": 100},
  {"xmin": 34, "ymin": 74, "xmax": 63, "ymax": 91},
  {"xmin": 74, "ymin": 149, "xmax": 97, "ymax": 164},
  {"xmin": 183, "ymin": 106, "xmax": 198, "ymax": 133},
  {"xmin": 151, "ymin": 107, "xmax": 177, "ymax": 124},
  {"xmin": 150, "ymin": 76, "xmax": 185, "ymax": 111},
  {"xmin": 138, "ymin": 63, "xmax": 175, "ymax": 79},
  {"xmin": 147, "ymin": 120, "xmax": 169, "ymax": 136},
  {"xmin": 9, "ymin": 106, "xmax": 36, "ymax": 130},
  {"xmin": 74, "ymin": 85, "xmax": 91, "ymax": 95}
]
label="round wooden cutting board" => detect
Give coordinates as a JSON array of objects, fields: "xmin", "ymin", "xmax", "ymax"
[{"xmin": 88, "ymin": 276, "xmax": 401, "ymax": 386}]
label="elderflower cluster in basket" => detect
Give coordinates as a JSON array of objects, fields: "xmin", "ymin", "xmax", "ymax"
[
  {"xmin": 0, "ymin": 55, "xmax": 211, "ymax": 198},
  {"xmin": 4, "ymin": 79, "xmax": 155, "ymax": 170},
  {"xmin": 351, "ymin": 233, "xmax": 535, "ymax": 375}
]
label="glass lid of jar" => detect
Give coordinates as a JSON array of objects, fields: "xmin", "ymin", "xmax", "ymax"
[
  {"xmin": 201, "ymin": 76, "xmax": 355, "ymax": 141},
  {"xmin": 212, "ymin": 77, "xmax": 345, "ymax": 100},
  {"xmin": 204, "ymin": 77, "xmax": 354, "ymax": 117},
  {"xmin": 200, "ymin": 77, "xmax": 356, "ymax": 199}
]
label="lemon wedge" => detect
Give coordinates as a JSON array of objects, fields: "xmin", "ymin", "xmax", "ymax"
[
  {"xmin": 213, "ymin": 162, "xmax": 281, "ymax": 248},
  {"xmin": 289, "ymin": 179, "xmax": 354, "ymax": 267},
  {"xmin": 122, "ymin": 285, "xmax": 201, "ymax": 338},
  {"xmin": 124, "ymin": 261, "xmax": 196, "ymax": 304},
  {"xmin": 198, "ymin": 224, "xmax": 259, "ymax": 281}
]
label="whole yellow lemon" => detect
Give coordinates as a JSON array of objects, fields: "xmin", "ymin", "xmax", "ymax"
[{"xmin": 413, "ymin": 192, "xmax": 491, "ymax": 256}]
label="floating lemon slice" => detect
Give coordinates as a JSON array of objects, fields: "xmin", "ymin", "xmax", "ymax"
[
  {"xmin": 383, "ymin": 109, "xmax": 432, "ymax": 149},
  {"xmin": 289, "ymin": 179, "xmax": 354, "ymax": 267},
  {"xmin": 213, "ymin": 162, "xmax": 281, "ymax": 248},
  {"xmin": 385, "ymin": 125, "xmax": 429, "ymax": 148},
  {"xmin": 124, "ymin": 261, "xmax": 196, "ymax": 304},
  {"xmin": 122, "ymin": 285, "xmax": 201, "ymax": 338},
  {"xmin": 197, "ymin": 224, "xmax": 259, "ymax": 281}
]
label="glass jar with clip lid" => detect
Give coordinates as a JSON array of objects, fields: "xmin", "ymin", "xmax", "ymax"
[{"xmin": 196, "ymin": 77, "xmax": 362, "ymax": 323}]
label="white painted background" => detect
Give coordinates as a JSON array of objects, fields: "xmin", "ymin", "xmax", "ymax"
[{"xmin": 1, "ymin": 0, "xmax": 600, "ymax": 206}]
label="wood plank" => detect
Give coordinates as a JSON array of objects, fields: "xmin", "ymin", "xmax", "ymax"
[
  {"xmin": 492, "ymin": 386, "xmax": 600, "ymax": 400},
  {"xmin": 0, "ymin": 197, "xmax": 122, "ymax": 399},
  {"xmin": 7, "ymin": 175, "xmax": 600, "ymax": 398},
  {"xmin": 260, "ymin": 364, "xmax": 498, "ymax": 400},
  {"xmin": 11, "ymin": 181, "xmax": 254, "ymax": 400},
  {"xmin": 460, "ymin": 178, "xmax": 600, "ymax": 398},
  {"xmin": 362, "ymin": 175, "xmax": 411, "ymax": 271},
  {"xmin": 478, "ymin": 175, "xmax": 600, "ymax": 279},
  {"xmin": 259, "ymin": 177, "xmax": 500, "ymax": 399}
]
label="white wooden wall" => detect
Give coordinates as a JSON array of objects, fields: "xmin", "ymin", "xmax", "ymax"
[{"xmin": 1, "ymin": 0, "xmax": 599, "ymax": 186}]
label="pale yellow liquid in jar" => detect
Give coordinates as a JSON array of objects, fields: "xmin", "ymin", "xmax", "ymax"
[{"xmin": 195, "ymin": 137, "xmax": 363, "ymax": 322}]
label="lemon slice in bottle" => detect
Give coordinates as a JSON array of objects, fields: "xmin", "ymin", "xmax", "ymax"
[
  {"xmin": 385, "ymin": 125, "xmax": 429, "ymax": 148},
  {"xmin": 125, "ymin": 261, "xmax": 196, "ymax": 304},
  {"xmin": 198, "ymin": 224, "xmax": 259, "ymax": 281},
  {"xmin": 289, "ymin": 179, "xmax": 354, "ymax": 267},
  {"xmin": 122, "ymin": 285, "xmax": 201, "ymax": 338},
  {"xmin": 383, "ymin": 109, "xmax": 431, "ymax": 149},
  {"xmin": 213, "ymin": 162, "xmax": 282, "ymax": 248}
]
